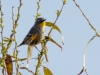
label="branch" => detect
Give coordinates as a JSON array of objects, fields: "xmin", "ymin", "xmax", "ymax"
[
  {"xmin": 34, "ymin": 1, "xmax": 66, "ymax": 75},
  {"xmin": 13, "ymin": 0, "xmax": 23, "ymax": 75},
  {"xmin": 0, "ymin": 0, "xmax": 4, "ymax": 50},
  {"xmin": 48, "ymin": 1, "xmax": 66, "ymax": 36},
  {"xmin": 6, "ymin": 0, "xmax": 23, "ymax": 51},
  {"xmin": 73, "ymin": 1, "xmax": 99, "ymax": 75},
  {"xmin": 35, "ymin": 0, "xmax": 41, "ymax": 19},
  {"xmin": 73, "ymin": 0, "xmax": 100, "ymax": 37},
  {"xmin": 20, "ymin": 67, "xmax": 35, "ymax": 75},
  {"xmin": 0, "ymin": 0, "xmax": 5, "ymax": 75}
]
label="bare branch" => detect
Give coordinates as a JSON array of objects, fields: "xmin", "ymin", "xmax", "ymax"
[
  {"xmin": 48, "ymin": 1, "xmax": 65, "ymax": 36},
  {"xmin": 85, "ymin": 69, "xmax": 88, "ymax": 75},
  {"xmin": 0, "ymin": 0, "xmax": 5, "ymax": 75},
  {"xmin": 20, "ymin": 67, "xmax": 35, "ymax": 75},
  {"xmin": 73, "ymin": 0, "xmax": 100, "ymax": 37},
  {"xmin": 34, "ymin": 1, "xmax": 66, "ymax": 75}
]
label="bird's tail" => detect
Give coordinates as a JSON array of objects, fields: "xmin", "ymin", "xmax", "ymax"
[
  {"xmin": 27, "ymin": 45, "xmax": 33, "ymax": 68},
  {"xmin": 17, "ymin": 42, "xmax": 24, "ymax": 47}
]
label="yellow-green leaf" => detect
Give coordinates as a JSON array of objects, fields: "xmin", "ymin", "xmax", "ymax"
[
  {"xmin": 63, "ymin": 0, "xmax": 67, "ymax": 4},
  {"xmin": 56, "ymin": 10, "xmax": 61, "ymax": 16},
  {"xmin": 13, "ymin": 58, "xmax": 27, "ymax": 62},
  {"xmin": 36, "ymin": 13, "xmax": 41, "ymax": 18},
  {"xmin": 43, "ymin": 66, "xmax": 53, "ymax": 75},
  {"xmin": 45, "ymin": 36, "xmax": 62, "ymax": 50},
  {"xmin": 4, "ymin": 38, "xmax": 14, "ymax": 42},
  {"xmin": 12, "ymin": 50, "xmax": 16, "ymax": 58},
  {"xmin": 78, "ymin": 67, "xmax": 84, "ymax": 75},
  {"xmin": 45, "ymin": 22, "xmax": 64, "ymax": 45}
]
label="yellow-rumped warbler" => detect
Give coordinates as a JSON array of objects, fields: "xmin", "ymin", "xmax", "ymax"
[
  {"xmin": 17, "ymin": 17, "xmax": 46, "ymax": 67},
  {"xmin": 18, "ymin": 17, "xmax": 46, "ymax": 47}
]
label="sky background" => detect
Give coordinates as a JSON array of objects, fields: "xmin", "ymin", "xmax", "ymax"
[{"xmin": 1, "ymin": 0, "xmax": 100, "ymax": 75}]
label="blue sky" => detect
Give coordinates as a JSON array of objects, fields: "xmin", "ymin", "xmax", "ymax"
[{"xmin": 1, "ymin": 0, "xmax": 100, "ymax": 75}]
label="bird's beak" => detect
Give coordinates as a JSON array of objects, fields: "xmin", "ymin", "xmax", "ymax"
[{"xmin": 43, "ymin": 19, "xmax": 46, "ymax": 21}]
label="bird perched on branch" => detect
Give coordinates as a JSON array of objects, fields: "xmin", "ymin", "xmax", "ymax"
[{"xmin": 18, "ymin": 17, "xmax": 46, "ymax": 67}]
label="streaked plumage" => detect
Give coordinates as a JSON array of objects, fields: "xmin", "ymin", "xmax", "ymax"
[
  {"xmin": 18, "ymin": 17, "xmax": 46, "ymax": 47},
  {"xmin": 17, "ymin": 17, "xmax": 46, "ymax": 67}
]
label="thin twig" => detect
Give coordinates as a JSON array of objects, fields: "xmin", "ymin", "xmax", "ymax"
[
  {"xmin": 36, "ymin": 0, "xmax": 41, "ymax": 15},
  {"xmin": 35, "ymin": 49, "xmax": 44, "ymax": 75},
  {"xmin": 73, "ymin": 0, "xmax": 99, "ymax": 74},
  {"xmin": 84, "ymin": 35, "xmax": 96, "ymax": 72},
  {"xmin": 12, "ymin": 6, "xmax": 18, "ymax": 75},
  {"xmin": 13, "ymin": 0, "xmax": 22, "ymax": 75},
  {"xmin": 48, "ymin": 2, "xmax": 65, "ymax": 36},
  {"xmin": 35, "ymin": 46, "xmax": 41, "ymax": 52},
  {"xmin": 6, "ymin": 0, "xmax": 22, "ymax": 51},
  {"xmin": 20, "ymin": 67, "xmax": 35, "ymax": 75},
  {"xmin": 85, "ymin": 69, "xmax": 88, "ymax": 75},
  {"xmin": 34, "ymin": 1, "xmax": 66, "ymax": 75},
  {"xmin": 73, "ymin": 0, "xmax": 100, "ymax": 37},
  {"xmin": 0, "ymin": 0, "xmax": 5, "ymax": 75}
]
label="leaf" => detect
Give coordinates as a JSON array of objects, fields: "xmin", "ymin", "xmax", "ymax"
[
  {"xmin": 56, "ymin": 10, "xmax": 61, "ymax": 16},
  {"xmin": 13, "ymin": 58, "xmax": 27, "ymax": 62},
  {"xmin": 12, "ymin": 49, "xmax": 16, "ymax": 58},
  {"xmin": 43, "ymin": 66, "xmax": 53, "ymax": 75},
  {"xmin": 45, "ymin": 36, "xmax": 62, "ymax": 50},
  {"xmin": 45, "ymin": 22, "xmax": 64, "ymax": 45},
  {"xmin": 0, "ymin": 58, "xmax": 4, "ymax": 67},
  {"xmin": 80, "ymin": 35, "xmax": 96, "ymax": 75},
  {"xmin": 19, "ymin": 72, "xmax": 22, "ymax": 75},
  {"xmin": 78, "ymin": 67, "xmax": 84, "ymax": 75},
  {"xmin": 27, "ymin": 46, "xmax": 33, "ymax": 68},
  {"xmin": 63, "ymin": 0, "xmax": 67, "ymax": 4},
  {"xmin": 84, "ymin": 36, "xmax": 96, "ymax": 67},
  {"xmin": 5, "ymin": 54, "xmax": 13, "ymax": 75}
]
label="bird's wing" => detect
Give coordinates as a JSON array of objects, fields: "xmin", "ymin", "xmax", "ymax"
[
  {"xmin": 18, "ymin": 26, "xmax": 38, "ymax": 47},
  {"xmin": 23, "ymin": 27, "xmax": 38, "ymax": 45},
  {"xmin": 30, "ymin": 34, "xmax": 38, "ymax": 42}
]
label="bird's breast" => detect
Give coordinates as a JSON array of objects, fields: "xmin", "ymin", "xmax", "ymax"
[{"xmin": 40, "ymin": 22, "xmax": 45, "ymax": 28}]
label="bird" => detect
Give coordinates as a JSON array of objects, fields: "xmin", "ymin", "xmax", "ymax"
[
  {"xmin": 18, "ymin": 17, "xmax": 46, "ymax": 47},
  {"xmin": 17, "ymin": 17, "xmax": 46, "ymax": 67}
]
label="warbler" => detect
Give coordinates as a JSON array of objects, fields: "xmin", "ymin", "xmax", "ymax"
[
  {"xmin": 18, "ymin": 17, "xmax": 46, "ymax": 47},
  {"xmin": 17, "ymin": 17, "xmax": 46, "ymax": 67}
]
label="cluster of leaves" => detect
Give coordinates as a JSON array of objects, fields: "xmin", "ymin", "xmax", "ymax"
[{"xmin": 0, "ymin": 0, "xmax": 66, "ymax": 75}]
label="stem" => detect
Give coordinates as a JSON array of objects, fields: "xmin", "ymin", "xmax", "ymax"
[
  {"xmin": 48, "ymin": 2, "xmax": 65, "ymax": 36},
  {"xmin": 0, "ymin": 0, "xmax": 5, "ymax": 75},
  {"xmin": 73, "ymin": 0, "xmax": 100, "ymax": 37},
  {"xmin": 34, "ymin": 1, "xmax": 66, "ymax": 75}
]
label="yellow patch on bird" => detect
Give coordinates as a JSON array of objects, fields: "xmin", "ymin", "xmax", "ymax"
[
  {"xmin": 40, "ymin": 22, "xmax": 46, "ymax": 27},
  {"xmin": 31, "ymin": 34, "xmax": 37, "ymax": 41}
]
